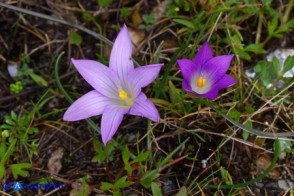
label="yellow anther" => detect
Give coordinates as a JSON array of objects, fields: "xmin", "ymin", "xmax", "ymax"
[
  {"xmin": 119, "ymin": 89, "xmax": 128, "ymax": 100},
  {"xmin": 126, "ymin": 100, "xmax": 134, "ymax": 107},
  {"xmin": 196, "ymin": 76, "xmax": 206, "ymax": 88}
]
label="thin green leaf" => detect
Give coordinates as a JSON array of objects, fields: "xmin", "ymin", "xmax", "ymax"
[
  {"xmin": 98, "ymin": 0, "xmax": 112, "ymax": 7},
  {"xmin": 1, "ymin": 138, "xmax": 16, "ymax": 163},
  {"xmin": 142, "ymin": 14, "xmax": 155, "ymax": 24},
  {"xmin": 114, "ymin": 176, "xmax": 131, "ymax": 188},
  {"xmin": 168, "ymin": 80, "xmax": 185, "ymax": 111},
  {"xmin": 0, "ymin": 125, "xmax": 12, "ymax": 130},
  {"xmin": 100, "ymin": 182, "xmax": 113, "ymax": 191},
  {"xmin": 220, "ymin": 167, "xmax": 233, "ymax": 185},
  {"xmin": 140, "ymin": 170, "xmax": 160, "ymax": 188},
  {"xmin": 282, "ymin": 56, "xmax": 294, "ymax": 75},
  {"xmin": 158, "ymin": 137, "xmax": 190, "ymax": 168},
  {"xmin": 11, "ymin": 111, "xmax": 17, "ymax": 121},
  {"xmin": 151, "ymin": 182, "xmax": 162, "ymax": 196},
  {"xmin": 235, "ymin": 48, "xmax": 251, "ymax": 61},
  {"xmin": 244, "ymin": 43, "xmax": 266, "ymax": 54},
  {"xmin": 0, "ymin": 164, "xmax": 5, "ymax": 179},
  {"xmin": 0, "ymin": 139, "xmax": 6, "ymax": 158},
  {"xmin": 69, "ymin": 32, "xmax": 82, "ymax": 45},
  {"xmin": 228, "ymin": 108, "xmax": 240, "ymax": 121},
  {"xmin": 28, "ymin": 72, "xmax": 48, "ymax": 87},
  {"xmin": 176, "ymin": 186, "xmax": 187, "ymax": 196},
  {"xmin": 242, "ymin": 121, "xmax": 252, "ymax": 140},
  {"xmin": 173, "ymin": 18, "xmax": 195, "ymax": 29},
  {"xmin": 122, "ymin": 146, "xmax": 130, "ymax": 164},
  {"xmin": 260, "ymin": 61, "xmax": 276, "ymax": 86},
  {"xmin": 254, "ymin": 60, "xmax": 266, "ymax": 73},
  {"xmin": 272, "ymin": 56, "xmax": 281, "ymax": 77},
  {"xmin": 135, "ymin": 151, "xmax": 150, "ymax": 163},
  {"xmin": 268, "ymin": 15, "xmax": 278, "ymax": 35},
  {"xmin": 155, "ymin": 44, "xmax": 186, "ymax": 98},
  {"xmin": 277, "ymin": 139, "xmax": 293, "ymax": 159}
]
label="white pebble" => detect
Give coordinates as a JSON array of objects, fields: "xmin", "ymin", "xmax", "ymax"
[{"xmin": 7, "ymin": 64, "xmax": 18, "ymax": 78}]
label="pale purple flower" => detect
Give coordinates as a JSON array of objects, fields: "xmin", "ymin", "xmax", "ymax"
[
  {"xmin": 177, "ymin": 42, "xmax": 236, "ymax": 100},
  {"xmin": 63, "ymin": 25, "xmax": 163, "ymax": 145}
]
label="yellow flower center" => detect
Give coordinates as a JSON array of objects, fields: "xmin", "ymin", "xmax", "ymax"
[
  {"xmin": 119, "ymin": 89, "xmax": 128, "ymax": 100},
  {"xmin": 196, "ymin": 76, "xmax": 206, "ymax": 88},
  {"xmin": 118, "ymin": 89, "xmax": 134, "ymax": 107}
]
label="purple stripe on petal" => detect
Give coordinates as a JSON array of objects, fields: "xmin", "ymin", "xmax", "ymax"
[
  {"xmin": 193, "ymin": 42, "xmax": 213, "ymax": 66},
  {"xmin": 109, "ymin": 24, "xmax": 134, "ymax": 82},
  {"xmin": 63, "ymin": 90, "xmax": 111, "ymax": 121},
  {"xmin": 101, "ymin": 106, "xmax": 128, "ymax": 145},
  {"xmin": 71, "ymin": 59, "xmax": 119, "ymax": 99},
  {"xmin": 128, "ymin": 63, "xmax": 163, "ymax": 96},
  {"xmin": 177, "ymin": 59, "xmax": 199, "ymax": 83},
  {"xmin": 128, "ymin": 92, "xmax": 160, "ymax": 122},
  {"xmin": 201, "ymin": 55, "xmax": 234, "ymax": 84}
]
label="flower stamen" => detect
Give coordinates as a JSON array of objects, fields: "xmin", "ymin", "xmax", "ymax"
[
  {"xmin": 118, "ymin": 89, "xmax": 128, "ymax": 100},
  {"xmin": 118, "ymin": 89, "xmax": 134, "ymax": 107},
  {"xmin": 196, "ymin": 76, "xmax": 206, "ymax": 88}
]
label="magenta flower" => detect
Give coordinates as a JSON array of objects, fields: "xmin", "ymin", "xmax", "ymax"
[
  {"xmin": 63, "ymin": 25, "xmax": 163, "ymax": 145},
  {"xmin": 177, "ymin": 42, "xmax": 236, "ymax": 100}
]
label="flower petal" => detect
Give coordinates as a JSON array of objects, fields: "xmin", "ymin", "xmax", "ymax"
[
  {"xmin": 201, "ymin": 55, "xmax": 234, "ymax": 83},
  {"xmin": 215, "ymin": 74, "xmax": 237, "ymax": 89},
  {"xmin": 177, "ymin": 59, "xmax": 200, "ymax": 83},
  {"xmin": 128, "ymin": 92, "xmax": 160, "ymax": 122},
  {"xmin": 63, "ymin": 90, "xmax": 111, "ymax": 121},
  {"xmin": 201, "ymin": 89, "xmax": 219, "ymax": 100},
  {"xmin": 109, "ymin": 24, "xmax": 134, "ymax": 81},
  {"xmin": 193, "ymin": 42, "xmax": 213, "ymax": 66},
  {"xmin": 201, "ymin": 75, "xmax": 236, "ymax": 100},
  {"xmin": 128, "ymin": 64, "xmax": 163, "ymax": 96},
  {"xmin": 182, "ymin": 80, "xmax": 193, "ymax": 92},
  {"xmin": 101, "ymin": 106, "xmax": 128, "ymax": 145},
  {"xmin": 71, "ymin": 59, "xmax": 119, "ymax": 99}
]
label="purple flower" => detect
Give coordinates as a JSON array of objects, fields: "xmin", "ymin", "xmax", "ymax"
[
  {"xmin": 63, "ymin": 25, "xmax": 163, "ymax": 145},
  {"xmin": 177, "ymin": 42, "xmax": 236, "ymax": 100}
]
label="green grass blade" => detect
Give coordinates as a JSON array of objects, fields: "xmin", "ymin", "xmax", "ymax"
[
  {"xmin": 206, "ymin": 139, "xmax": 281, "ymax": 189},
  {"xmin": 208, "ymin": 104, "xmax": 294, "ymax": 138}
]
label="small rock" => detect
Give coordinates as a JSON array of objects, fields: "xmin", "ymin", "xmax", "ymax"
[
  {"xmin": 7, "ymin": 64, "xmax": 18, "ymax": 78},
  {"xmin": 255, "ymin": 155, "xmax": 271, "ymax": 169},
  {"xmin": 126, "ymin": 132, "xmax": 139, "ymax": 143},
  {"xmin": 245, "ymin": 69, "xmax": 256, "ymax": 78},
  {"xmin": 162, "ymin": 179, "xmax": 176, "ymax": 194},
  {"xmin": 201, "ymin": 159, "xmax": 207, "ymax": 168},
  {"xmin": 255, "ymin": 154, "xmax": 281, "ymax": 179},
  {"xmin": 245, "ymin": 48, "xmax": 294, "ymax": 90},
  {"xmin": 151, "ymin": 0, "xmax": 172, "ymax": 21},
  {"xmin": 278, "ymin": 179, "xmax": 294, "ymax": 191},
  {"xmin": 266, "ymin": 48, "xmax": 294, "ymax": 78},
  {"xmin": 47, "ymin": 148, "xmax": 64, "ymax": 175}
]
